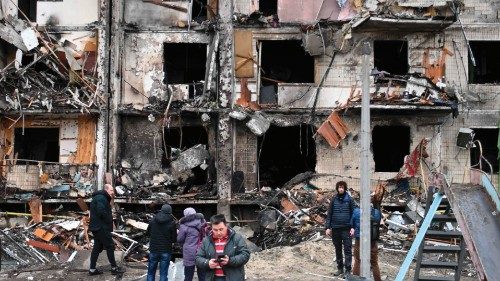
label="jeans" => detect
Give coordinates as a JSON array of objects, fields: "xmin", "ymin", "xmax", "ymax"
[
  {"xmin": 353, "ymin": 239, "xmax": 381, "ymax": 281},
  {"xmin": 90, "ymin": 229, "xmax": 117, "ymax": 270},
  {"xmin": 184, "ymin": 265, "xmax": 205, "ymax": 281},
  {"xmin": 331, "ymin": 227, "xmax": 352, "ymax": 271},
  {"xmin": 147, "ymin": 252, "xmax": 171, "ymax": 281}
]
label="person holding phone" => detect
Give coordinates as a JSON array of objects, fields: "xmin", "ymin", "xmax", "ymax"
[{"xmin": 195, "ymin": 214, "xmax": 250, "ymax": 281}]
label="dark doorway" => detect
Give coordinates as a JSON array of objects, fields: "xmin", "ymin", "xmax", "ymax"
[
  {"xmin": 164, "ymin": 43, "xmax": 207, "ymax": 98},
  {"xmin": 14, "ymin": 128, "xmax": 60, "ymax": 162},
  {"xmin": 18, "ymin": 0, "xmax": 37, "ymax": 22},
  {"xmin": 470, "ymin": 128, "xmax": 499, "ymax": 174},
  {"xmin": 374, "ymin": 40, "xmax": 409, "ymax": 75},
  {"xmin": 468, "ymin": 41, "xmax": 500, "ymax": 84},
  {"xmin": 260, "ymin": 0, "xmax": 277, "ymax": 16},
  {"xmin": 162, "ymin": 126, "xmax": 209, "ymax": 185},
  {"xmin": 258, "ymin": 125, "xmax": 316, "ymax": 188},
  {"xmin": 372, "ymin": 126, "xmax": 410, "ymax": 172}
]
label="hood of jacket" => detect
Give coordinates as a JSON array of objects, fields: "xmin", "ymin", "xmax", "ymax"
[
  {"xmin": 179, "ymin": 213, "xmax": 204, "ymax": 227},
  {"xmin": 154, "ymin": 211, "xmax": 173, "ymax": 224},
  {"xmin": 91, "ymin": 190, "xmax": 111, "ymax": 202}
]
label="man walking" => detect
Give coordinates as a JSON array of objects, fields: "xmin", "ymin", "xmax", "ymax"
[
  {"xmin": 147, "ymin": 204, "xmax": 177, "ymax": 281},
  {"xmin": 325, "ymin": 181, "xmax": 356, "ymax": 277},
  {"xmin": 88, "ymin": 184, "xmax": 125, "ymax": 275},
  {"xmin": 196, "ymin": 214, "xmax": 250, "ymax": 281}
]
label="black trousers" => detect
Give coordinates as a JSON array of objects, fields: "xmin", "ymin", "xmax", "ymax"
[
  {"xmin": 90, "ymin": 229, "xmax": 117, "ymax": 269},
  {"xmin": 331, "ymin": 227, "xmax": 352, "ymax": 271}
]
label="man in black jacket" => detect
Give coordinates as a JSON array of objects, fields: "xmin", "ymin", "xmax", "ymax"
[
  {"xmin": 88, "ymin": 184, "xmax": 125, "ymax": 275},
  {"xmin": 325, "ymin": 181, "xmax": 356, "ymax": 277},
  {"xmin": 146, "ymin": 204, "xmax": 177, "ymax": 281}
]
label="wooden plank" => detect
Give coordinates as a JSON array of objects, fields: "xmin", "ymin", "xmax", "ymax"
[
  {"xmin": 75, "ymin": 116, "xmax": 96, "ymax": 163},
  {"xmin": 234, "ymin": 30, "xmax": 254, "ymax": 78}
]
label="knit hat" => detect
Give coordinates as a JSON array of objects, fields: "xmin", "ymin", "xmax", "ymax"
[
  {"xmin": 183, "ymin": 207, "xmax": 196, "ymax": 217},
  {"xmin": 161, "ymin": 204, "xmax": 172, "ymax": 214}
]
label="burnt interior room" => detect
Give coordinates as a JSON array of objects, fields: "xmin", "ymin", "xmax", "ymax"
[
  {"xmin": 18, "ymin": 0, "xmax": 37, "ymax": 22},
  {"xmin": 372, "ymin": 125, "xmax": 410, "ymax": 172},
  {"xmin": 259, "ymin": 40, "xmax": 314, "ymax": 103},
  {"xmin": 259, "ymin": 0, "xmax": 277, "ymax": 16},
  {"xmin": 374, "ymin": 40, "xmax": 409, "ymax": 75},
  {"xmin": 163, "ymin": 43, "xmax": 207, "ymax": 98},
  {"xmin": 0, "ymin": 39, "xmax": 17, "ymax": 68},
  {"xmin": 14, "ymin": 128, "xmax": 60, "ymax": 163},
  {"xmin": 162, "ymin": 125, "xmax": 209, "ymax": 185},
  {"xmin": 470, "ymin": 128, "xmax": 499, "ymax": 173},
  {"xmin": 191, "ymin": 0, "xmax": 208, "ymax": 22},
  {"xmin": 258, "ymin": 124, "xmax": 316, "ymax": 188},
  {"xmin": 468, "ymin": 41, "xmax": 500, "ymax": 84}
]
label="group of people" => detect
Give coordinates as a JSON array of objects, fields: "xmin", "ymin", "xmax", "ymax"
[
  {"xmin": 87, "ymin": 184, "xmax": 250, "ymax": 281},
  {"xmin": 88, "ymin": 181, "xmax": 381, "ymax": 280},
  {"xmin": 325, "ymin": 181, "xmax": 382, "ymax": 280}
]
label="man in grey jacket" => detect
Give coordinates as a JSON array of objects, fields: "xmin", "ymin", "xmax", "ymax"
[{"xmin": 195, "ymin": 214, "xmax": 250, "ymax": 281}]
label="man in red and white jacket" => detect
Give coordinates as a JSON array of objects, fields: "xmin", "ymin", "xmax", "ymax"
[{"xmin": 196, "ymin": 214, "xmax": 250, "ymax": 281}]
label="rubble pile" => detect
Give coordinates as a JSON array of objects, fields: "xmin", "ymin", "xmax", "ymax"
[{"xmin": 0, "ymin": 17, "xmax": 101, "ymax": 112}]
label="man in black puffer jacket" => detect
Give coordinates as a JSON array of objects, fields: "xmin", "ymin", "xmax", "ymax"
[
  {"xmin": 88, "ymin": 184, "xmax": 125, "ymax": 276},
  {"xmin": 325, "ymin": 181, "xmax": 356, "ymax": 277},
  {"xmin": 146, "ymin": 204, "xmax": 177, "ymax": 281}
]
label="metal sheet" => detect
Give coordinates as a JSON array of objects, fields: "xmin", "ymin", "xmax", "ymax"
[{"xmin": 447, "ymin": 183, "xmax": 500, "ymax": 281}]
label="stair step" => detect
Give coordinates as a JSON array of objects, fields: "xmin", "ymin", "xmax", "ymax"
[
  {"xmin": 432, "ymin": 214, "xmax": 457, "ymax": 222},
  {"xmin": 423, "ymin": 245, "xmax": 462, "ymax": 253},
  {"xmin": 420, "ymin": 261, "xmax": 459, "ymax": 269},
  {"xmin": 426, "ymin": 230, "xmax": 462, "ymax": 238},
  {"xmin": 418, "ymin": 276, "xmax": 455, "ymax": 281}
]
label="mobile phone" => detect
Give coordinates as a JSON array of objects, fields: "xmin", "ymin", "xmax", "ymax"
[{"xmin": 216, "ymin": 254, "xmax": 225, "ymax": 262}]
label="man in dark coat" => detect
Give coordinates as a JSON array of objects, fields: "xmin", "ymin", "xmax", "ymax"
[
  {"xmin": 325, "ymin": 181, "xmax": 356, "ymax": 277},
  {"xmin": 178, "ymin": 207, "xmax": 206, "ymax": 281},
  {"xmin": 88, "ymin": 184, "xmax": 125, "ymax": 275},
  {"xmin": 147, "ymin": 204, "xmax": 177, "ymax": 281},
  {"xmin": 195, "ymin": 214, "xmax": 250, "ymax": 281}
]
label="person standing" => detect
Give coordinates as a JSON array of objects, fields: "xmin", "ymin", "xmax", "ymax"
[
  {"xmin": 177, "ymin": 207, "xmax": 207, "ymax": 281},
  {"xmin": 325, "ymin": 181, "xmax": 356, "ymax": 277},
  {"xmin": 88, "ymin": 184, "xmax": 125, "ymax": 275},
  {"xmin": 147, "ymin": 204, "xmax": 177, "ymax": 281},
  {"xmin": 195, "ymin": 214, "xmax": 250, "ymax": 281},
  {"xmin": 350, "ymin": 201, "xmax": 383, "ymax": 281}
]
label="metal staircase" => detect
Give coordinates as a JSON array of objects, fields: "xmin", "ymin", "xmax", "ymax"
[{"xmin": 413, "ymin": 188, "xmax": 467, "ymax": 281}]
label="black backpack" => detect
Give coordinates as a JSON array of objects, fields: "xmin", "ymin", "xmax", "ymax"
[{"xmin": 370, "ymin": 208, "xmax": 381, "ymax": 241}]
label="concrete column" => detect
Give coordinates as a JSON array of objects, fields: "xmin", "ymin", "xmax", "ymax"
[{"xmin": 216, "ymin": 0, "xmax": 235, "ymax": 219}]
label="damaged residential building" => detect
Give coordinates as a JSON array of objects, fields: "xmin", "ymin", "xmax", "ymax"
[{"xmin": 1, "ymin": 0, "xmax": 499, "ymax": 266}]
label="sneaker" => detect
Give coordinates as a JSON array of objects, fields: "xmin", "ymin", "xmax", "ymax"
[
  {"xmin": 88, "ymin": 269, "xmax": 103, "ymax": 276},
  {"xmin": 344, "ymin": 270, "xmax": 351, "ymax": 279},
  {"xmin": 333, "ymin": 269, "xmax": 344, "ymax": 276},
  {"xmin": 111, "ymin": 266, "xmax": 126, "ymax": 275}
]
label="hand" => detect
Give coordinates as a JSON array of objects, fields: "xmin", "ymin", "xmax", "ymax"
[
  {"xmin": 326, "ymin": 229, "xmax": 332, "ymax": 237},
  {"xmin": 208, "ymin": 259, "xmax": 218, "ymax": 269},
  {"xmin": 219, "ymin": 255, "xmax": 229, "ymax": 266},
  {"xmin": 349, "ymin": 228, "xmax": 355, "ymax": 237}
]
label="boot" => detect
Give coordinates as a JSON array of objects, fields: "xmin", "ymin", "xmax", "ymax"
[{"xmin": 333, "ymin": 268, "xmax": 344, "ymax": 276}]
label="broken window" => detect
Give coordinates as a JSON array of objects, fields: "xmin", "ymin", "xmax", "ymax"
[
  {"xmin": 164, "ymin": 43, "xmax": 207, "ymax": 98},
  {"xmin": 191, "ymin": 0, "xmax": 208, "ymax": 22},
  {"xmin": 372, "ymin": 125, "xmax": 410, "ymax": 172},
  {"xmin": 14, "ymin": 128, "xmax": 60, "ymax": 162},
  {"xmin": 162, "ymin": 126, "xmax": 209, "ymax": 185},
  {"xmin": 470, "ymin": 128, "xmax": 499, "ymax": 174},
  {"xmin": 260, "ymin": 0, "xmax": 277, "ymax": 16},
  {"xmin": 468, "ymin": 41, "xmax": 500, "ymax": 84},
  {"xmin": 374, "ymin": 40, "xmax": 408, "ymax": 75},
  {"xmin": 18, "ymin": 0, "xmax": 37, "ymax": 22},
  {"xmin": 0, "ymin": 39, "xmax": 17, "ymax": 69},
  {"xmin": 258, "ymin": 124, "xmax": 316, "ymax": 188},
  {"xmin": 259, "ymin": 40, "xmax": 314, "ymax": 103}
]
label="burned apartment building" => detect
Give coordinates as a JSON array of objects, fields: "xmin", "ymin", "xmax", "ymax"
[{"xmin": 1, "ymin": 0, "xmax": 499, "ymax": 225}]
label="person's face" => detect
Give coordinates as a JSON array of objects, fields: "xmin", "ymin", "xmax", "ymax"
[
  {"xmin": 212, "ymin": 222, "xmax": 228, "ymax": 239},
  {"xmin": 105, "ymin": 186, "xmax": 115, "ymax": 198},
  {"xmin": 337, "ymin": 185, "xmax": 345, "ymax": 194}
]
